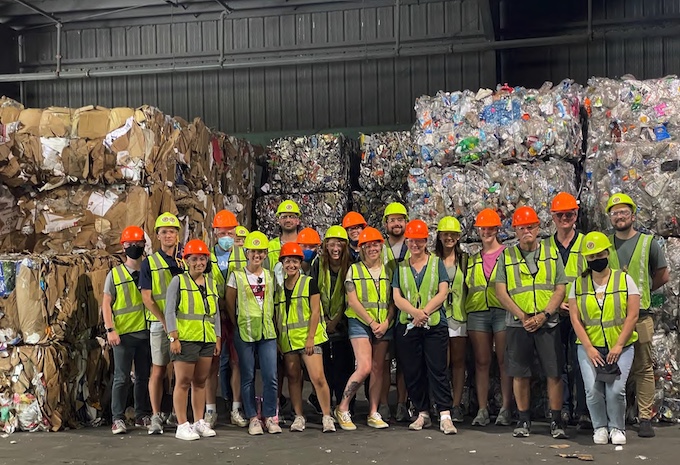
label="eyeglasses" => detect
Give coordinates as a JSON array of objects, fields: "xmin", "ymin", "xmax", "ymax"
[
  {"xmin": 279, "ymin": 214, "xmax": 298, "ymax": 220},
  {"xmin": 186, "ymin": 255, "xmax": 208, "ymax": 264},
  {"xmin": 347, "ymin": 225, "xmax": 363, "ymax": 232},
  {"xmin": 609, "ymin": 210, "xmax": 632, "ymax": 219},
  {"xmin": 515, "ymin": 224, "xmax": 539, "ymax": 233},
  {"xmin": 553, "ymin": 212, "xmax": 576, "ymax": 220}
]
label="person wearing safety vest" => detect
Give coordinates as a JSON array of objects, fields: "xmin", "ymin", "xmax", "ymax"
[
  {"xmin": 434, "ymin": 216, "xmax": 468, "ymax": 425},
  {"xmin": 165, "ymin": 239, "xmax": 221, "ymax": 441},
  {"xmin": 234, "ymin": 226, "xmax": 249, "ymax": 248},
  {"xmin": 544, "ymin": 192, "xmax": 590, "ymax": 430},
  {"xmin": 334, "ymin": 227, "xmax": 395, "ymax": 431},
  {"xmin": 208, "ymin": 210, "xmax": 248, "ymax": 429},
  {"xmin": 140, "ymin": 212, "xmax": 185, "ymax": 435},
  {"xmin": 266, "ymin": 199, "xmax": 301, "ymax": 270},
  {"xmin": 102, "ymin": 226, "xmax": 152, "ymax": 435},
  {"xmin": 568, "ymin": 232, "xmax": 639, "ymax": 446},
  {"xmin": 495, "ymin": 206, "xmax": 569, "ymax": 440},
  {"xmin": 343, "ymin": 211, "xmax": 367, "ymax": 263},
  {"xmin": 297, "ymin": 227, "xmax": 322, "ymax": 274},
  {"xmin": 606, "ymin": 193, "xmax": 668, "ymax": 438},
  {"xmin": 393, "ymin": 220, "xmax": 457, "ymax": 435},
  {"xmin": 225, "ymin": 231, "xmax": 282, "ymax": 436},
  {"xmin": 465, "ymin": 209, "xmax": 512, "ymax": 427},
  {"xmin": 275, "ymin": 243, "xmax": 336, "ymax": 433},
  {"xmin": 308, "ymin": 226, "xmax": 355, "ymax": 415}
]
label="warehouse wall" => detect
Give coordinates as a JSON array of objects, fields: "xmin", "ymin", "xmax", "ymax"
[
  {"xmin": 0, "ymin": 24, "xmax": 18, "ymax": 99},
  {"xmin": 499, "ymin": 0, "xmax": 680, "ymax": 87},
  {"xmin": 18, "ymin": 0, "xmax": 496, "ymax": 134}
]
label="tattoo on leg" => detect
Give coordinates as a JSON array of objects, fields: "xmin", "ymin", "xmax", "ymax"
[{"xmin": 342, "ymin": 381, "xmax": 360, "ymax": 400}]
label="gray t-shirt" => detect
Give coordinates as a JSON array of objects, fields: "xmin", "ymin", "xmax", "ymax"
[
  {"xmin": 104, "ymin": 265, "xmax": 148, "ymax": 338},
  {"xmin": 495, "ymin": 245, "xmax": 568, "ymax": 328},
  {"xmin": 165, "ymin": 275, "xmax": 221, "ymax": 338},
  {"xmin": 612, "ymin": 232, "xmax": 667, "ymax": 277}
]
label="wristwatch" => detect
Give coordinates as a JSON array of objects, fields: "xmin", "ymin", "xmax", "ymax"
[
  {"xmin": 106, "ymin": 327, "xmax": 115, "ymax": 333},
  {"xmin": 543, "ymin": 310, "xmax": 552, "ymax": 319},
  {"xmin": 168, "ymin": 336, "xmax": 176, "ymax": 343}
]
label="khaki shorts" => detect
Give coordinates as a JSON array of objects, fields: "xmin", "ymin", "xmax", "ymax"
[{"xmin": 150, "ymin": 331, "xmax": 171, "ymax": 366}]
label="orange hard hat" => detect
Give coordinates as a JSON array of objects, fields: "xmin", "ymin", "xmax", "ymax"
[
  {"xmin": 120, "ymin": 226, "xmax": 145, "ymax": 244},
  {"xmin": 279, "ymin": 242, "xmax": 304, "ymax": 260},
  {"xmin": 342, "ymin": 211, "xmax": 367, "ymax": 229},
  {"xmin": 474, "ymin": 208, "xmax": 502, "ymax": 227},
  {"xmin": 183, "ymin": 239, "xmax": 210, "ymax": 257},
  {"xmin": 404, "ymin": 219, "xmax": 429, "ymax": 239},
  {"xmin": 550, "ymin": 192, "xmax": 579, "ymax": 212},
  {"xmin": 512, "ymin": 206, "xmax": 540, "ymax": 227},
  {"xmin": 297, "ymin": 227, "xmax": 322, "ymax": 246},
  {"xmin": 212, "ymin": 209, "xmax": 238, "ymax": 228},
  {"xmin": 358, "ymin": 227, "xmax": 385, "ymax": 246}
]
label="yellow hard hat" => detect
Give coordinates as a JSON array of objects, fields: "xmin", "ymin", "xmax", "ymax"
[
  {"xmin": 154, "ymin": 212, "xmax": 180, "ymax": 231},
  {"xmin": 383, "ymin": 202, "xmax": 409, "ymax": 222},
  {"xmin": 235, "ymin": 226, "xmax": 249, "ymax": 238},
  {"xmin": 244, "ymin": 231, "xmax": 269, "ymax": 250},
  {"xmin": 437, "ymin": 216, "xmax": 462, "ymax": 233},
  {"xmin": 606, "ymin": 193, "xmax": 637, "ymax": 213},
  {"xmin": 581, "ymin": 231, "xmax": 612, "ymax": 256},
  {"xmin": 276, "ymin": 200, "xmax": 301, "ymax": 217},
  {"xmin": 324, "ymin": 225, "xmax": 349, "ymax": 241}
]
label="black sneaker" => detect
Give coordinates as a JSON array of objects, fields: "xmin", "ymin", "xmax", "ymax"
[
  {"xmin": 513, "ymin": 420, "xmax": 531, "ymax": 438},
  {"xmin": 551, "ymin": 421, "xmax": 569, "ymax": 439},
  {"xmin": 307, "ymin": 393, "xmax": 322, "ymax": 416},
  {"xmin": 576, "ymin": 414, "xmax": 592, "ymax": 431},
  {"xmin": 560, "ymin": 410, "xmax": 571, "ymax": 426},
  {"xmin": 638, "ymin": 419, "xmax": 655, "ymax": 438}
]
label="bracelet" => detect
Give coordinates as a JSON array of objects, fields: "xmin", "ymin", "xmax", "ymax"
[{"xmin": 367, "ymin": 319, "xmax": 375, "ymax": 326}]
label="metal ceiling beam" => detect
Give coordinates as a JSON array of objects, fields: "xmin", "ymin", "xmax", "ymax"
[{"xmin": 10, "ymin": 0, "xmax": 60, "ymax": 24}]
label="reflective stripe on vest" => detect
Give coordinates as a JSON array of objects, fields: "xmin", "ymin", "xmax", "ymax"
[
  {"xmin": 111, "ymin": 265, "xmax": 147, "ymax": 335},
  {"xmin": 545, "ymin": 233, "xmax": 585, "ymax": 302},
  {"xmin": 574, "ymin": 270, "xmax": 638, "ymax": 348},
  {"xmin": 443, "ymin": 258, "xmax": 466, "ymax": 322},
  {"xmin": 381, "ymin": 242, "xmax": 409, "ymax": 281},
  {"xmin": 148, "ymin": 252, "xmax": 174, "ymax": 320},
  {"xmin": 398, "ymin": 255, "xmax": 441, "ymax": 326},
  {"xmin": 346, "ymin": 262, "xmax": 390, "ymax": 325},
  {"xmin": 465, "ymin": 252, "xmax": 501, "ymax": 312},
  {"xmin": 176, "ymin": 274, "xmax": 218, "ymax": 343},
  {"xmin": 234, "ymin": 269, "xmax": 277, "ymax": 342},
  {"xmin": 318, "ymin": 257, "xmax": 345, "ymax": 320},
  {"xmin": 504, "ymin": 244, "xmax": 557, "ymax": 313},
  {"xmin": 267, "ymin": 237, "xmax": 282, "ymax": 271},
  {"xmin": 275, "ymin": 275, "xmax": 328, "ymax": 352},
  {"xmin": 211, "ymin": 246, "xmax": 247, "ymax": 293},
  {"xmin": 607, "ymin": 233, "xmax": 652, "ymax": 310}
]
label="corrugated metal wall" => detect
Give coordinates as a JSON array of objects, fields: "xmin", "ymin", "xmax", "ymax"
[
  {"xmin": 19, "ymin": 0, "xmax": 496, "ymax": 133},
  {"xmin": 500, "ymin": 0, "xmax": 680, "ymax": 87}
]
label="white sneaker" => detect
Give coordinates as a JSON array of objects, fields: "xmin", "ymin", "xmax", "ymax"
[
  {"xmin": 593, "ymin": 427, "xmax": 609, "ymax": 445},
  {"xmin": 290, "ymin": 415, "xmax": 306, "ymax": 432},
  {"xmin": 231, "ymin": 409, "xmax": 249, "ymax": 428},
  {"xmin": 193, "ymin": 419, "xmax": 216, "ymax": 438},
  {"xmin": 175, "ymin": 422, "xmax": 200, "ymax": 441},
  {"xmin": 248, "ymin": 418, "xmax": 264, "ymax": 435},
  {"xmin": 610, "ymin": 428, "xmax": 626, "ymax": 445},
  {"xmin": 322, "ymin": 415, "xmax": 336, "ymax": 433}
]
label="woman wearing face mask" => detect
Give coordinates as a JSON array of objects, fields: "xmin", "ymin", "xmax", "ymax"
[
  {"xmin": 342, "ymin": 212, "xmax": 367, "ymax": 263},
  {"xmin": 308, "ymin": 226, "xmax": 355, "ymax": 414},
  {"xmin": 225, "ymin": 232, "xmax": 281, "ymax": 436},
  {"xmin": 102, "ymin": 226, "xmax": 151, "ymax": 435},
  {"xmin": 165, "ymin": 239, "xmax": 221, "ymax": 441},
  {"xmin": 568, "ymin": 232, "xmax": 639, "ymax": 446},
  {"xmin": 297, "ymin": 227, "xmax": 322, "ymax": 274},
  {"xmin": 394, "ymin": 220, "xmax": 456, "ymax": 435},
  {"xmin": 275, "ymin": 242, "xmax": 336, "ymax": 433},
  {"xmin": 434, "ymin": 216, "xmax": 468, "ymax": 424},
  {"xmin": 334, "ymin": 227, "xmax": 395, "ymax": 431},
  {"xmin": 465, "ymin": 209, "xmax": 513, "ymax": 427}
]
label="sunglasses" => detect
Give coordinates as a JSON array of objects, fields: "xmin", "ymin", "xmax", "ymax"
[{"xmin": 554, "ymin": 212, "xmax": 576, "ymax": 220}]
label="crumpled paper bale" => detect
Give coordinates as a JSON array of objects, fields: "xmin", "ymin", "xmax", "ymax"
[{"xmin": 255, "ymin": 192, "xmax": 349, "ymax": 238}]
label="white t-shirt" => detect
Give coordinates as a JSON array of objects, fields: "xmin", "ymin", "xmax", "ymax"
[
  {"xmin": 227, "ymin": 268, "xmax": 267, "ymax": 309},
  {"xmin": 345, "ymin": 265, "xmax": 383, "ymax": 291},
  {"xmin": 568, "ymin": 274, "xmax": 640, "ymax": 306}
]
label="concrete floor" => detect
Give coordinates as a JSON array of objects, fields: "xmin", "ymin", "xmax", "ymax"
[{"xmin": 2, "ymin": 411, "xmax": 677, "ymax": 465}]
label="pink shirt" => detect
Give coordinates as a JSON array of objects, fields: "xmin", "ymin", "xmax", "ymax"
[{"xmin": 481, "ymin": 246, "xmax": 505, "ymax": 280}]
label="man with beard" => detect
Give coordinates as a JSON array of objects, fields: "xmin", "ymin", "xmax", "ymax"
[
  {"xmin": 267, "ymin": 200, "xmax": 302, "ymax": 273},
  {"xmin": 606, "ymin": 193, "xmax": 669, "ymax": 438}
]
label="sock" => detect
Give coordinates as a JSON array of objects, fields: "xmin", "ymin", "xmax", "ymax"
[
  {"xmin": 551, "ymin": 410, "xmax": 562, "ymax": 424},
  {"xmin": 206, "ymin": 403, "xmax": 216, "ymax": 413},
  {"xmin": 232, "ymin": 401, "xmax": 241, "ymax": 412},
  {"xmin": 518, "ymin": 410, "xmax": 531, "ymax": 423}
]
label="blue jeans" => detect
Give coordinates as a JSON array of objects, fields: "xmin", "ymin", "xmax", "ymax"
[
  {"xmin": 219, "ymin": 339, "xmax": 232, "ymax": 401},
  {"xmin": 578, "ymin": 344, "xmax": 634, "ymax": 431},
  {"xmin": 111, "ymin": 333, "xmax": 152, "ymax": 421},
  {"xmin": 233, "ymin": 330, "xmax": 278, "ymax": 419}
]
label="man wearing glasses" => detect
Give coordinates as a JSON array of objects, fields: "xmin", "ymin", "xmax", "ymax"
[
  {"xmin": 495, "ymin": 206, "xmax": 569, "ymax": 440},
  {"xmin": 544, "ymin": 193, "xmax": 590, "ymax": 430},
  {"xmin": 267, "ymin": 200, "xmax": 302, "ymax": 273},
  {"xmin": 606, "ymin": 193, "xmax": 669, "ymax": 439}
]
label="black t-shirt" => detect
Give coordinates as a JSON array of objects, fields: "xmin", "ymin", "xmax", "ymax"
[{"xmin": 284, "ymin": 277, "xmax": 320, "ymax": 310}]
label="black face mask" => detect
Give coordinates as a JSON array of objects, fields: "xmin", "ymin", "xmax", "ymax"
[
  {"xmin": 125, "ymin": 245, "xmax": 145, "ymax": 260},
  {"xmin": 588, "ymin": 257, "xmax": 608, "ymax": 273},
  {"xmin": 349, "ymin": 239, "xmax": 359, "ymax": 247}
]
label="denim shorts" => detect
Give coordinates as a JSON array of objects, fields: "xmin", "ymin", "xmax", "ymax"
[
  {"xmin": 347, "ymin": 317, "xmax": 394, "ymax": 341},
  {"xmin": 467, "ymin": 307, "xmax": 507, "ymax": 333}
]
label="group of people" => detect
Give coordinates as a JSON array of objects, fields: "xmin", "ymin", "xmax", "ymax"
[{"xmin": 102, "ymin": 191, "xmax": 667, "ymax": 446}]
